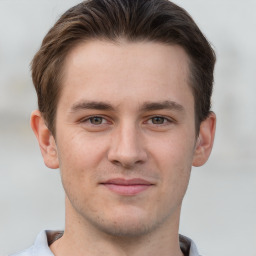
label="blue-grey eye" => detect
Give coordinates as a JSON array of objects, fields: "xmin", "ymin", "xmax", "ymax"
[
  {"xmin": 151, "ymin": 116, "xmax": 165, "ymax": 124},
  {"xmin": 89, "ymin": 116, "xmax": 103, "ymax": 125}
]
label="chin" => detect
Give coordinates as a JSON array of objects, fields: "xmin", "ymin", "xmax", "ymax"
[
  {"xmin": 94, "ymin": 218, "xmax": 156, "ymax": 238},
  {"xmin": 84, "ymin": 209, "xmax": 169, "ymax": 238}
]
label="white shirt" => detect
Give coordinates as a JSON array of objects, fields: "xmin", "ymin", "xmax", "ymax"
[{"xmin": 10, "ymin": 230, "xmax": 201, "ymax": 256}]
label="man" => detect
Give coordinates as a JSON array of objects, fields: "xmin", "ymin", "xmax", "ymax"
[{"xmin": 12, "ymin": 0, "xmax": 216, "ymax": 255}]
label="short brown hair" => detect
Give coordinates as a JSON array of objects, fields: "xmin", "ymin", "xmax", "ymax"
[{"xmin": 31, "ymin": 0, "xmax": 216, "ymax": 135}]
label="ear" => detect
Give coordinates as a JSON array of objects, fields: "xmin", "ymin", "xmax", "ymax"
[
  {"xmin": 192, "ymin": 112, "xmax": 216, "ymax": 167},
  {"xmin": 30, "ymin": 110, "xmax": 59, "ymax": 169}
]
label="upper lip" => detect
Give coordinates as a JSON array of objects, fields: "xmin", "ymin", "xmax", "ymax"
[{"xmin": 101, "ymin": 178, "xmax": 153, "ymax": 185}]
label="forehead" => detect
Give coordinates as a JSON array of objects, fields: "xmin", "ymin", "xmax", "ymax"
[
  {"xmin": 59, "ymin": 39, "xmax": 193, "ymax": 112},
  {"xmin": 64, "ymin": 39, "xmax": 190, "ymax": 82}
]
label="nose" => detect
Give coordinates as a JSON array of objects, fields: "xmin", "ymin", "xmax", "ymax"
[{"xmin": 107, "ymin": 123, "xmax": 147, "ymax": 168}]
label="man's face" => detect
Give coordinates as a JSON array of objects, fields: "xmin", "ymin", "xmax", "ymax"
[{"xmin": 54, "ymin": 40, "xmax": 198, "ymax": 236}]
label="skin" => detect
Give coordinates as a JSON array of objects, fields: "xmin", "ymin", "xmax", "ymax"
[{"xmin": 31, "ymin": 40, "xmax": 216, "ymax": 256}]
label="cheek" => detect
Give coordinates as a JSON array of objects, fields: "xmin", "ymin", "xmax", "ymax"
[
  {"xmin": 151, "ymin": 132, "xmax": 195, "ymax": 168},
  {"xmin": 55, "ymin": 133, "xmax": 105, "ymax": 195},
  {"xmin": 57, "ymin": 131, "xmax": 108, "ymax": 169},
  {"xmin": 56, "ymin": 136, "xmax": 98, "ymax": 206},
  {"xmin": 149, "ymin": 133, "xmax": 195, "ymax": 194},
  {"xmin": 56, "ymin": 131, "xmax": 116, "ymax": 200}
]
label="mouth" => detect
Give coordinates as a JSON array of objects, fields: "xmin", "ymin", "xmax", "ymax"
[{"xmin": 100, "ymin": 178, "xmax": 154, "ymax": 196}]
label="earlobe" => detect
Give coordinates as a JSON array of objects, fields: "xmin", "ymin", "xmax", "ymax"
[
  {"xmin": 30, "ymin": 110, "xmax": 59, "ymax": 169},
  {"xmin": 192, "ymin": 112, "xmax": 216, "ymax": 167}
]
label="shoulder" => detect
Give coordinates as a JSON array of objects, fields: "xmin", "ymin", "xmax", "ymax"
[
  {"xmin": 9, "ymin": 246, "xmax": 33, "ymax": 256},
  {"xmin": 9, "ymin": 230, "xmax": 58, "ymax": 256}
]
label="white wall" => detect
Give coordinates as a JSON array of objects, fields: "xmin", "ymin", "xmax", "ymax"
[{"xmin": 0, "ymin": 1, "xmax": 255, "ymax": 255}]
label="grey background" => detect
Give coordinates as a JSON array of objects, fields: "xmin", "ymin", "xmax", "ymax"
[{"xmin": 0, "ymin": 0, "xmax": 256, "ymax": 255}]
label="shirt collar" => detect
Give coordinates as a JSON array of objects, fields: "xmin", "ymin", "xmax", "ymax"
[
  {"xmin": 29, "ymin": 230, "xmax": 201, "ymax": 256},
  {"xmin": 179, "ymin": 234, "xmax": 201, "ymax": 256}
]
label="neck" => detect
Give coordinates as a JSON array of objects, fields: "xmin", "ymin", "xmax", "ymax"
[{"xmin": 50, "ymin": 198, "xmax": 184, "ymax": 256}]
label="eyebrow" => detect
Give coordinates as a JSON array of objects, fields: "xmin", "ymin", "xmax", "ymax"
[
  {"xmin": 139, "ymin": 100, "xmax": 185, "ymax": 112},
  {"xmin": 70, "ymin": 101, "xmax": 114, "ymax": 112},
  {"xmin": 70, "ymin": 100, "xmax": 184, "ymax": 113}
]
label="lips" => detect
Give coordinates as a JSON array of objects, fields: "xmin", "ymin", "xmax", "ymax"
[{"xmin": 100, "ymin": 178, "xmax": 153, "ymax": 196}]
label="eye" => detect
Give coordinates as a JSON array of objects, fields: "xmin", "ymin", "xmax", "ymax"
[
  {"xmin": 146, "ymin": 116, "xmax": 172, "ymax": 125},
  {"xmin": 88, "ymin": 116, "xmax": 106, "ymax": 125},
  {"xmin": 80, "ymin": 115, "xmax": 109, "ymax": 126},
  {"xmin": 79, "ymin": 115, "xmax": 111, "ymax": 132},
  {"xmin": 151, "ymin": 116, "xmax": 166, "ymax": 124}
]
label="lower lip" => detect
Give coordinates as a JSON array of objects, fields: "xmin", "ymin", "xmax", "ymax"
[{"xmin": 103, "ymin": 184, "xmax": 152, "ymax": 196}]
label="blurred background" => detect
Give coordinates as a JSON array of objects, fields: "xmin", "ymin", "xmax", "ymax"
[{"xmin": 0, "ymin": 0, "xmax": 255, "ymax": 255}]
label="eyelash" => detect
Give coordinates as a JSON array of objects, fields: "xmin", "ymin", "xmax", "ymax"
[
  {"xmin": 81, "ymin": 116, "xmax": 109, "ymax": 125},
  {"xmin": 145, "ymin": 116, "xmax": 174, "ymax": 125}
]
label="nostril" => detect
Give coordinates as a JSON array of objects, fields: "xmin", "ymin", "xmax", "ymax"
[
  {"xmin": 111, "ymin": 160, "xmax": 133, "ymax": 168},
  {"xmin": 110, "ymin": 158, "xmax": 145, "ymax": 169},
  {"xmin": 112, "ymin": 160, "xmax": 121, "ymax": 166}
]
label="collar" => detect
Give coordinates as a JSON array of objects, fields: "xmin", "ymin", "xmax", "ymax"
[{"xmin": 11, "ymin": 230, "xmax": 201, "ymax": 256}]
